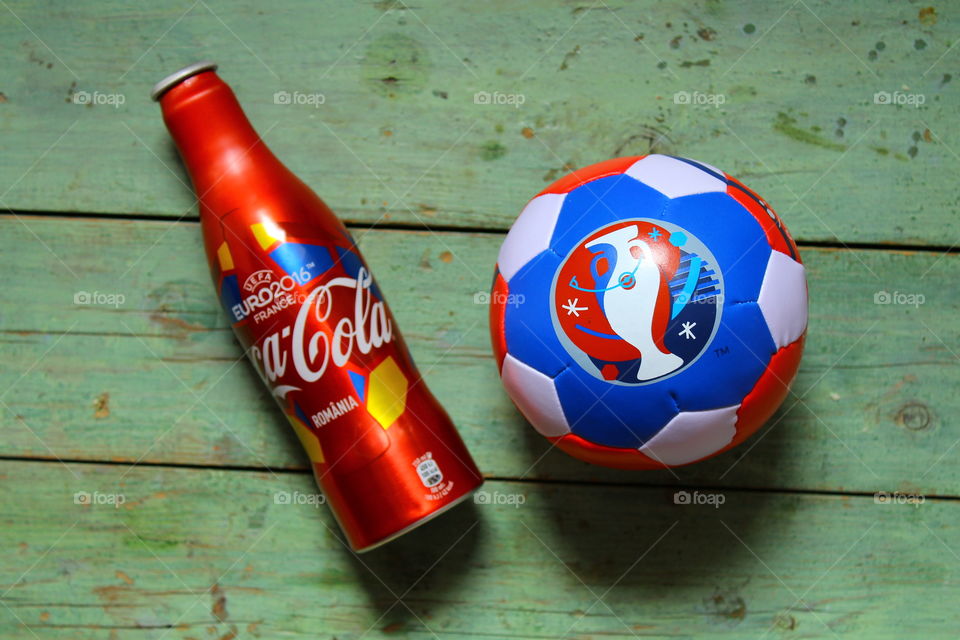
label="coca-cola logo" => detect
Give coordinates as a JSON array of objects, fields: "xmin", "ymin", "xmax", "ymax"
[{"xmin": 250, "ymin": 266, "xmax": 393, "ymax": 394}]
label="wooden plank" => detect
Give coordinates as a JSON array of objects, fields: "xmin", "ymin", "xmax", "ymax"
[
  {"xmin": 1, "ymin": 216, "xmax": 957, "ymax": 495},
  {"xmin": 1, "ymin": 0, "xmax": 957, "ymax": 244},
  {"xmin": 0, "ymin": 459, "xmax": 957, "ymax": 638}
]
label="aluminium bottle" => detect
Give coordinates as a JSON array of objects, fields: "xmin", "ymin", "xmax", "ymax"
[{"xmin": 151, "ymin": 62, "xmax": 483, "ymax": 552}]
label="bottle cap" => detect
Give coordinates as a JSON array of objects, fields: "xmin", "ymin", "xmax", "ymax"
[{"xmin": 150, "ymin": 61, "xmax": 219, "ymax": 102}]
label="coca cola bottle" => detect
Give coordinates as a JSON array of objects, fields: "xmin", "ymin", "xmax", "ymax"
[{"xmin": 151, "ymin": 62, "xmax": 483, "ymax": 551}]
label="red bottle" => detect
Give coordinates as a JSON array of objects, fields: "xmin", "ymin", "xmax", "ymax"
[{"xmin": 151, "ymin": 62, "xmax": 483, "ymax": 551}]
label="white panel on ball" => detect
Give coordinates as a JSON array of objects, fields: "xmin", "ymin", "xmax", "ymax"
[
  {"xmin": 638, "ymin": 405, "xmax": 740, "ymax": 466},
  {"xmin": 757, "ymin": 250, "xmax": 808, "ymax": 349},
  {"xmin": 625, "ymin": 154, "xmax": 727, "ymax": 199},
  {"xmin": 497, "ymin": 193, "xmax": 566, "ymax": 282},
  {"xmin": 501, "ymin": 354, "xmax": 571, "ymax": 438}
]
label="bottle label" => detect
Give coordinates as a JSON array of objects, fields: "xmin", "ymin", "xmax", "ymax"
[{"xmin": 214, "ymin": 223, "xmax": 410, "ymax": 469}]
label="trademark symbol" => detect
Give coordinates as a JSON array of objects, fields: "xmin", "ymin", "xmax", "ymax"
[{"xmin": 714, "ymin": 346, "xmax": 730, "ymax": 357}]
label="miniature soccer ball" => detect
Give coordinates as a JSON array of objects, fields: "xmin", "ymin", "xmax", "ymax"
[{"xmin": 489, "ymin": 155, "xmax": 807, "ymax": 469}]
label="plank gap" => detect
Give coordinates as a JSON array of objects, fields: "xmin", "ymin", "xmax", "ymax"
[
  {"xmin": 4, "ymin": 209, "xmax": 959, "ymax": 254},
  {"xmin": 1, "ymin": 455, "xmax": 956, "ymax": 502}
]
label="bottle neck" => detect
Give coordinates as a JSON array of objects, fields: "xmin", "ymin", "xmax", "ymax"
[{"xmin": 158, "ymin": 71, "xmax": 279, "ymax": 205}]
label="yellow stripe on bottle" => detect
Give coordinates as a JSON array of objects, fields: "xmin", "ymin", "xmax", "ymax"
[
  {"xmin": 287, "ymin": 414, "xmax": 325, "ymax": 464},
  {"xmin": 216, "ymin": 241, "xmax": 234, "ymax": 271},
  {"xmin": 366, "ymin": 356, "xmax": 409, "ymax": 430},
  {"xmin": 250, "ymin": 221, "xmax": 285, "ymax": 250}
]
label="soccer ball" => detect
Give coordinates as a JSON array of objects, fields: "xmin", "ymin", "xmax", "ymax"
[{"xmin": 489, "ymin": 155, "xmax": 807, "ymax": 469}]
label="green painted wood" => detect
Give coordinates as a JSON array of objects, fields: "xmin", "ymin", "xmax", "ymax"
[
  {"xmin": 1, "ymin": 0, "xmax": 957, "ymax": 244},
  {"xmin": 3, "ymin": 3, "xmax": 956, "ymax": 637},
  {"xmin": 0, "ymin": 460, "xmax": 956, "ymax": 638},
  {"xmin": 1, "ymin": 216, "xmax": 956, "ymax": 495}
]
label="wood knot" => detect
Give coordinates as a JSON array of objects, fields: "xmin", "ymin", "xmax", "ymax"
[
  {"xmin": 93, "ymin": 392, "xmax": 110, "ymax": 419},
  {"xmin": 896, "ymin": 402, "xmax": 931, "ymax": 430},
  {"xmin": 774, "ymin": 612, "xmax": 798, "ymax": 630}
]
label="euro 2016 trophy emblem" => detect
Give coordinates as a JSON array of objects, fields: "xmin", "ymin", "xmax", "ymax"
[{"xmin": 552, "ymin": 219, "xmax": 723, "ymax": 385}]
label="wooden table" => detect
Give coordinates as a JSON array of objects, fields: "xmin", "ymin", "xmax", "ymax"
[{"xmin": 1, "ymin": 1, "xmax": 958, "ymax": 637}]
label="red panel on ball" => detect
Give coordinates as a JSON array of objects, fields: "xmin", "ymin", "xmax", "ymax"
[
  {"xmin": 725, "ymin": 175, "xmax": 801, "ymax": 262},
  {"xmin": 726, "ymin": 334, "xmax": 806, "ymax": 452},
  {"xmin": 549, "ymin": 432, "xmax": 667, "ymax": 470},
  {"xmin": 539, "ymin": 155, "xmax": 645, "ymax": 196},
  {"xmin": 490, "ymin": 269, "xmax": 509, "ymax": 371}
]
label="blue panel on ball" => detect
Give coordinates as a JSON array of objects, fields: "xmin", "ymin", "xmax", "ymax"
[
  {"xmin": 662, "ymin": 193, "xmax": 771, "ymax": 304},
  {"xmin": 669, "ymin": 301, "xmax": 775, "ymax": 411},
  {"xmin": 503, "ymin": 249, "xmax": 571, "ymax": 378},
  {"xmin": 549, "ymin": 174, "xmax": 670, "ymax": 258},
  {"xmin": 555, "ymin": 367, "xmax": 680, "ymax": 448}
]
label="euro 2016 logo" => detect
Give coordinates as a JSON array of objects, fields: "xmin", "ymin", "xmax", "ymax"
[{"xmin": 550, "ymin": 219, "xmax": 724, "ymax": 385}]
